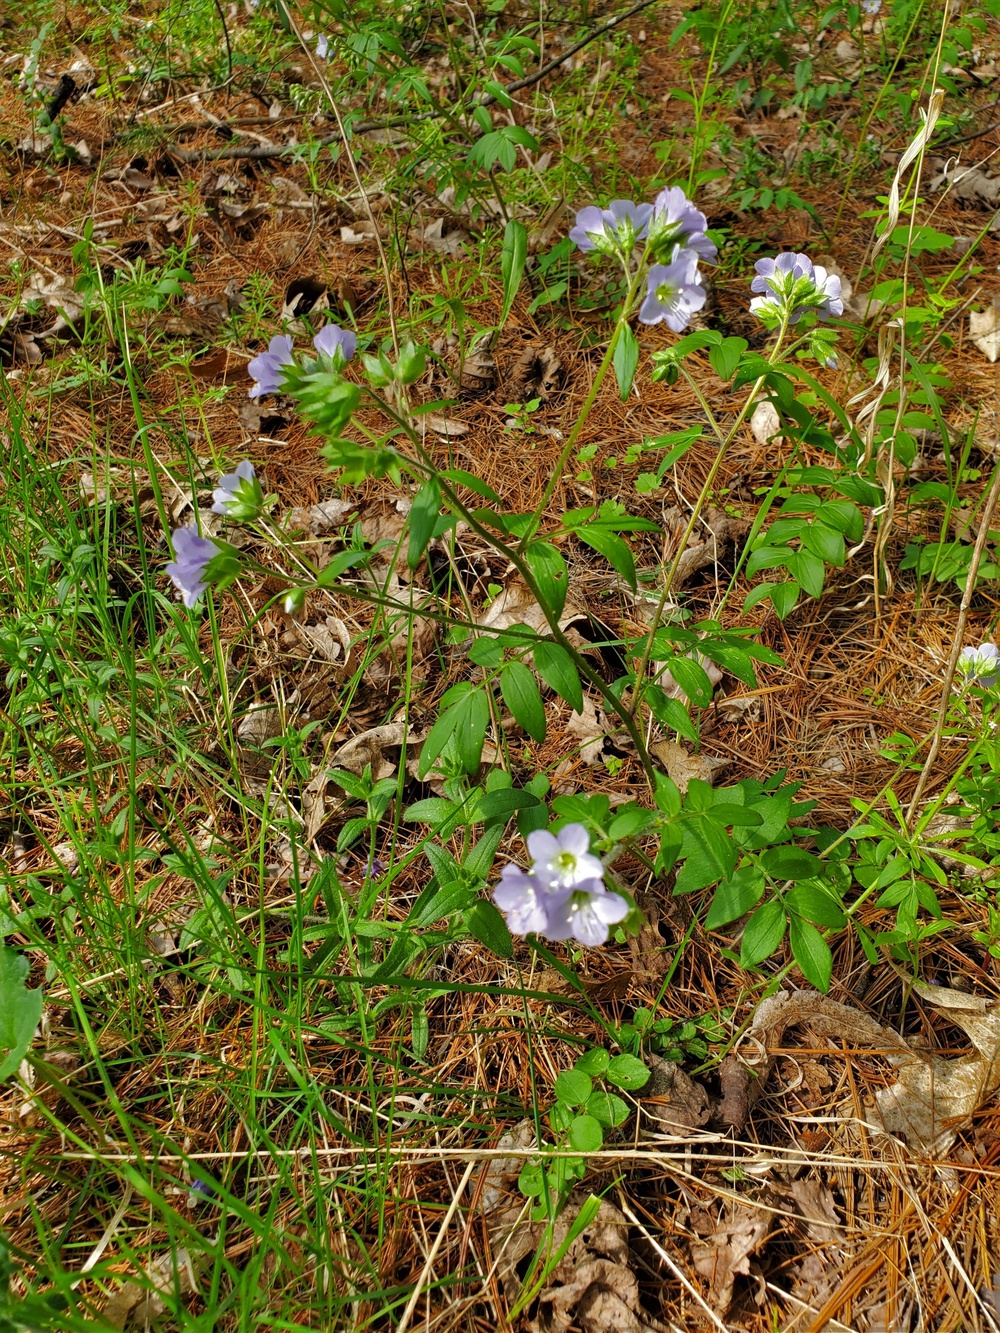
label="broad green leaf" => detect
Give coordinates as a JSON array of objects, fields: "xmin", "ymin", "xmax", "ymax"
[
  {"xmin": 526, "ymin": 541, "xmax": 568, "ymax": 619},
  {"xmin": 786, "ymin": 883, "xmax": 846, "ymax": 929},
  {"xmin": 569, "ymin": 1114, "xmax": 604, "ymax": 1152},
  {"xmin": 574, "ymin": 1048, "xmax": 610, "ymax": 1076},
  {"xmin": 761, "ymin": 847, "xmax": 825, "ymax": 881},
  {"xmin": 463, "ymin": 824, "xmax": 506, "ymax": 879},
  {"xmin": 455, "ymin": 687, "xmax": 490, "ymax": 774},
  {"xmin": 673, "ymin": 817, "xmax": 737, "ymax": 894},
  {"xmin": 554, "ymin": 1069, "xmax": 593, "ymax": 1106},
  {"xmin": 438, "ymin": 468, "xmax": 502, "ymax": 503},
  {"xmin": 533, "ymin": 641, "xmax": 583, "ymax": 713},
  {"xmin": 464, "ymin": 900, "xmax": 514, "ymax": 957},
  {"xmin": 769, "ymin": 580, "xmax": 800, "ymax": 619},
  {"xmin": 474, "ymin": 788, "xmax": 543, "ymax": 824},
  {"xmin": 705, "ymin": 865, "xmax": 765, "ymax": 929},
  {"xmin": 740, "ymin": 900, "xmax": 787, "ymax": 967},
  {"xmin": 405, "ymin": 797, "xmax": 462, "ymax": 825},
  {"xmin": 789, "ymin": 915, "xmax": 833, "ymax": 991},
  {"xmin": 800, "ymin": 522, "xmax": 845, "ymax": 566},
  {"xmin": 500, "ymin": 660, "xmax": 547, "ymax": 742},
  {"xmin": 788, "ymin": 549, "xmax": 825, "ymax": 599},
  {"xmin": 606, "ymin": 1053, "xmax": 651, "ymax": 1091},
  {"xmin": 0, "ymin": 946, "xmax": 42, "ymax": 1081},
  {"xmin": 575, "ymin": 524, "xmax": 637, "ymax": 589},
  {"xmin": 613, "ymin": 323, "xmax": 640, "ymax": 400},
  {"xmin": 608, "ymin": 806, "xmax": 656, "ymax": 840},
  {"xmin": 665, "ymin": 655, "xmax": 715, "ymax": 708},
  {"xmin": 586, "ymin": 1089, "xmax": 631, "ymax": 1128},
  {"xmin": 407, "ymin": 478, "xmax": 441, "ymax": 569},
  {"xmin": 708, "ymin": 336, "xmax": 748, "ymax": 382},
  {"xmin": 645, "ymin": 687, "xmax": 700, "ymax": 743},
  {"xmin": 500, "ymin": 219, "xmax": 528, "ymax": 326}
]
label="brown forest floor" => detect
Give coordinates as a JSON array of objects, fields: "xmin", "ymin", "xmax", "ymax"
[{"xmin": 3, "ymin": 2, "xmax": 1000, "ymax": 1330}]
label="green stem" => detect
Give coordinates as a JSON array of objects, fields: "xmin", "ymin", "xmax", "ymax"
[
  {"xmin": 630, "ymin": 314, "xmax": 791, "ymax": 718},
  {"xmin": 518, "ymin": 265, "xmax": 646, "ymax": 551}
]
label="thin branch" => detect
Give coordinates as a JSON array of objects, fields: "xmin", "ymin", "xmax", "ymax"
[{"xmin": 169, "ymin": 0, "xmax": 661, "ymax": 163}]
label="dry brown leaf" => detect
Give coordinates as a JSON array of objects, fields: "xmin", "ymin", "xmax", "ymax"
[
  {"xmin": 481, "ymin": 1120, "xmax": 535, "ymax": 1212},
  {"xmin": 970, "ymin": 303, "xmax": 1000, "ymax": 363},
  {"xmin": 649, "ymin": 740, "xmax": 728, "ymax": 792},
  {"xmin": 102, "ymin": 1249, "xmax": 200, "ymax": 1329},
  {"xmin": 491, "ymin": 1195, "xmax": 666, "ymax": 1333},
  {"xmin": 689, "ymin": 1202, "xmax": 772, "ymax": 1315},
  {"xmin": 565, "ymin": 694, "xmax": 611, "ymax": 766},
  {"xmin": 751, "ymin": 400, "xmax": 783, "ymax": 446},
  {"xmin": 515, "ymin": 344, "xmax": 563, "ymax": 401},
  {"xmin": 639, "ymin": 1052, "xmax": 710, "ymax": 1133},
  {"xmin": 931, "ymin": 161, "xmax": 1000, "ymax": 205},
  {"xmin": 289, "ymin": 616, "xmax": 353, "ymax": 679},
  {"xmin": 333, "ymin": 722, "xmax": 411, "ymax": 779}
]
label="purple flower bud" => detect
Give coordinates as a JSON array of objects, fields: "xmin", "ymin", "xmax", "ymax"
[
  {"xmin": 313, "ymin": 323, "xmax": 357, "ymax": 364},
  {"xmin": 364, "ymin": 856, "xmax": 387, "ymax": 881},
  {"xmin": 638, "ymin": 249, "xmax": 707, "ymax": 332},
  {"xmin": 569, "ymin": 200, "xmax": 653, "ymax": 255},
  {"xmin": 957, "ymin": 643, "xmax": 1000, "ymax": 689},
  {"xmin": 211, "ymin": 460, "xmax": 258, "ymax": 517},
  {"xmin": 316, "ymin": 33, "xmax": 330, "ymax": 58},
  {"xmin": 649, "ymin": 186, "xmax": 717, "ymax": 263},
  {"xmin": 247, "ymin": 334, "xmax": 294, "ymax": 399},
  {"xmin": 165, "ymin": 526, "xmax": 217, "ymax": 608}
]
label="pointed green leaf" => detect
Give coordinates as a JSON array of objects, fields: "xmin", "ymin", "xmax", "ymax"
[
  {"xmin": 0, "ymin": 946, "xmax": 42, "ymax": 1082},
  {"xmin": 407, "ymin": 478, "xmax": 441, "ymax": 569},
  {"xmin": 534, "ymin": 641, "xmax": 583, "ymax": 714},
  {"xmin": 789, "ymin": 915, "xmax": 833, "ymax": 991},
  {"xmin": 526, "ymin": 541, "xmax": 568, "ymax": 619},
  {"xmin": 574, "ymin": 524, "xmax": 637, "ymax": 589},
  {"xmin": 613, "ymin": 323, "xmax": 640, "ymax": 400},
  {"xmin": 500, "ymin": 219, "xmax": 528, "ymax": 325},
  {"xmin": 500, "ymin": 660, "xmax": 547, "ymax": 742}
]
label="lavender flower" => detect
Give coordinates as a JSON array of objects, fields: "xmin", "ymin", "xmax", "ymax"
[
  {"xmin": 861, "ymin": 0, "xmax": 882, "ymax": 12},
  {"xmin": 247, "ymin": 334, "xmax": 294, "ymax": 398},
  {"xmin": 648, "ymin": 186, "xmax": 717, "ymax": 263},
  {"xmin": 313, "ymin": 323, "xmax": 357, "ymax": 365},
  {"xmin": 165, "ymin": 526, "xmax": 217, "ymax": 608},
  {"xmin": 492, "ymin": 864, "xmax": 563, "ymax": 936},
  {"xmin": 749, "ymin": 252, "xmax": 843, "ymax": 325},
  {"xmin": 957, "ymin": 643, "xmax": 1000, "ymax": 689},
  {"xmin": 569, "ymin": 200, "xmax": 653, "ymax": 256},
  {"xmin": 527, "ymin": 823, "xmax": 605, "ymax": 890},
  {"xmin": 316, "ymin": 33, "xmax": 330, "ymax": 58},
  {"xmin": 211, "ymin": 460, "xmax": 261, "ymax": 519},
  {"xmin": 638, "ymin": 249, "xmax": 707, "ymax": 331},
  {"xmin": 543, "ymin": 879, "xmax": 630, "ymax": 948},
  {"xmin": 364, "ymin": 856, "xmax": 387, "ymax": 881}
]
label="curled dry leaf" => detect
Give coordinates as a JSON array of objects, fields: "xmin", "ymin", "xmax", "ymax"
[
  {"xmin": 102, "ymin": 1249, "xmax": 201, "ymax": 1330},
  {"xmin": 649, "ymin": 740, "xmax": 728, "ymax": 793},
  {"xmin": 480, "ymin": 1119, "xmax": 536, "ymax": 1212},
  {"xmin": 740, "ymin": 984, "xmax": 1000, "ymax": 1155},
  {"xmin": 930, "ymin": 161, "xmax": 1000, "ymax": 206},
  {"xmin": 970, "ymin": 303, "xmax": 1000, "ymax": 363},
  {"xmin": 515, "ymin": 343, "xmax": 563, "ymax": 401},
  {"xmin": 656, "ymin": 507, "xmax": 748, "ymax": 589},
  {"xmin": 638, "ymin": 1052, "xmax": 710, "ymax": 1133},
  {"xmin": 566, "ymin": 693, "xmax": 612, "ymax": 766},
  {"xmin": 689, "ymin": 1202, "xmax": 773, "ymax": 1316},
  {"xmin": 751, "ymin": 400, "xmax": 783, "ymax": 447},
  {"xmin": 491, "ymin": 1194, "xmax": 667, "ymax": 1333},
  {"xmin": 289, "ymin": 615, "xmax": 353, "ymax": 680},
  {"xmin": 332, "ymin": 721, "xmax": 411, "ymax": 779}
]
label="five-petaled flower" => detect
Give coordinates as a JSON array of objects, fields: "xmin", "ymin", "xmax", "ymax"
[
  {"xmin": 165, "ymin": 525, "xmax": 218, "ymax": 608},
  {"xmin": 638, "ymin": 249, "xmax": 707, "ymax": 332},
  {"xmin": 212, "ymin": 460, "xmax": 261, "ymax": 520},
  {"xmin": 247, "ymin": 334, "xmax": 294, "ymax": 398},
  {"xmin": 313, "ymin": 323, "xmax": 357, "ymax": 365},
  {"xmin": 957, "ymin": 643, "xmax": 1000, "ymax": 689},
  {"xmin": 861, "ymin": 0, "xmax": 882, "ymax": 13},
  {"xmin": 570, "ymin": 200, "xmax": 654, "ymax": 256},
  {"xmin": 491, "ymin": 823, "xmax": 629, "ymax": 947}
]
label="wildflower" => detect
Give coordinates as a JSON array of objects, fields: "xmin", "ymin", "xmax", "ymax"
[
  {"xmin": 957, "ymin": 643, "xmax": 999, "ymax": 689},
  {"xmin": 527, "ymin": 823, "xmax": 605, "ymax": 890},
  {"xmin": 749, "ymin": 252, "xmax": 843, "ymax": 325},
  {"xmin": 648, "ymin": 186, "xmax": 717, "ymax": 263},
  {"xmin": 492, "ymin": 864, "xmax": 562, "ymax": 936},
  {"xmin": 569, "ymin": 200, "xmax": 653, "ymax": 256},
  {"xmin": 543, "ymin": 879, "xmax": 630, "ymax": 948},
  {"xmin": 165, "ymin": 525, "xmax": 217, "ymax": 608},
  {"xmin": 313, "ymin": 323, "xmax": 357, "ymax": 365},
  {"xmin": 316, "ymin": 33, "xmax": 330, "ymax": 58},
  {"xmin": 638, "ymin": 249, "xmax": 707, "ymax": 331},
  {"xmin": 247, "ymin": 334, "xmax": 294, "ymax": 398},
  {"xmin": 364, "ymin": 856, "xmax": 387, "ymax": 881},
  {"xmin": 211, "ymin": 459, "xmax": 262, "ymax": 520},
  {"xmin": 862, "ymin": 0, "xmax": 882, "ymax": 12}
]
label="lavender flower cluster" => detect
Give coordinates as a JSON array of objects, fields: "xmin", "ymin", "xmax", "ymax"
[
  {"xmin": 248, "ymin": 322, "xmax": 356, "ymax": 398},
  {"xmin": 749, "ymin": 252, "xmax": 843, "ymax": 326},
  {"xmin": 492, "ymin": 824, "xmax": 628, "ymax": 947},
  {"xmin": 570, "ymin": 186, "xmax": 717, "ymax": 333}
]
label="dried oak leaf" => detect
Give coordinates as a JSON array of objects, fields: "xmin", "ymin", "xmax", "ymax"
[
  {"xmin": 970, "ymin": 302, "xmax": 1000, "ymax": 363},
  {"xmin": 649, "ymin": 740, "xmax": 728, "ymax": 793},
  {"xmin": 515, "ymin": 343, "xmax": 563, "ymax": 401},
  {"xmin": 491, "ymin": 1195, "xmax": 666, "ymax": 1333},
  {"xmin": 333, "ymin": 721, "xmax": 414, "ymax": 780},
  {"xmin": 638, "ymin": 1052, "xmax": 710, "ymax": 1133},
  {"xmin": 689, "ymin": 1202, "xmax": 773, "ymax": 1315}
]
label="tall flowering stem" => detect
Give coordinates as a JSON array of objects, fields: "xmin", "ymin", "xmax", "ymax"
[
  {"xmin": 629, "ymin": 310, "xmax": 792, "ymax": 719},
  {"xmin": 517, "ymin": 266, "xmax": 647, "ymax": 551}
]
